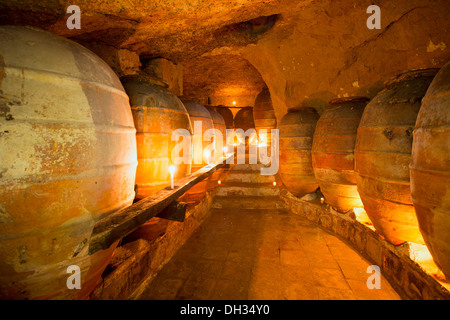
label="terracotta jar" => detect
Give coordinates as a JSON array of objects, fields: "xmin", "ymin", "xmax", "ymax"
[
  {"xmin": 279, "ymin": 107, "xmax": 320, "ymax": 197},
  {"xmin": 121, "ymin": 75, "xmax": 192, "ymax": 199},
  {"xmin": 312, "ymin": 97, "xmax": 368, "ymax": 213},
  {"xmin": 0, "ymin": 26, "xmax": 137, "ymax": 299},
  {"xmin": 181, "ymin": 100, "xmax": 214, "ymax": 204},
  {"xmin": 410, "ymin": 62, "xmax": 450, "ymax": 279},
  {"xmin": 206, "ymin": 106, "xmax": 227, "ymax": 190},
  {"xmin": 253, "ymin": 88, "xmax": 277, "ymax": 147},
  {"xmin": 216, "ymin": 106, "xmax": 234, "ymax": 129},
  {"xmin": 355, "ymin": 68, "xmax": 438, "ymax": 245}
]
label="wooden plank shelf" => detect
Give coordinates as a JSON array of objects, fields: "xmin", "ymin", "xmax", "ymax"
[
  {"xmin": 155, "ymin": 201, "xmax": 187, "ymax": 222},
  {"xmin": 88, "ymin": 153, "xmax": 234, "ymax": 255}
]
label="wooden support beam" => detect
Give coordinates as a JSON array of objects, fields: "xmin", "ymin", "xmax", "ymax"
[
  {"xmin": 156, "ymin": 201, "xmax": 187, "ymax": 222},
  {"xmin": 88, "ymin": 153, "xmax": 234, "ymax": 255}
]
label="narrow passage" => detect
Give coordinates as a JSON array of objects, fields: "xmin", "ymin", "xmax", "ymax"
[{"xmin": 136, "ymin": 208, "xmax": 401, "ymax": 300}]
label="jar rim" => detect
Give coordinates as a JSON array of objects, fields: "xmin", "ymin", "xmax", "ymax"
[
  {"xmin": 384, "ymin": 68, "xmax": 439, "ymax": 88},
  {"xmin": 287, "ymin": 106, "xmax": 318, "ymax": 112},
  {"xmin": 328, "ymin": 96, "xmax": 370, "ymax": 105},
  {"xmin": 121, "ymin": 74, "xmax": 169, "ymax": 88}
]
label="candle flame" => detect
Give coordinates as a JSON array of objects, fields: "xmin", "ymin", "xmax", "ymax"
[
  {"xmin": 249, "ymin": 134, "xmax": 258, "ymax": 145},
  {"xmin": 204, "ymin": 149, "xmax": 211, "ymax": 164},
  {"xmin": 168, "ymin": 165, "xmax": 176, "ymax": 175}
]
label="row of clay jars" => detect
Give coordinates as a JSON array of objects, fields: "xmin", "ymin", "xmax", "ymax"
[{"xmin": 279, "ymin": 66, "xmax": 450, "ymax": 281}]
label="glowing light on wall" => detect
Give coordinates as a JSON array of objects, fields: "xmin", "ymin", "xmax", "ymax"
[
  {"xmin": 407, "ymin": 242, "xmax": 448, "ymax": 282},
  {"xmin": 353, "ymin": 207, "xmax": 373, "ymax": 227}
]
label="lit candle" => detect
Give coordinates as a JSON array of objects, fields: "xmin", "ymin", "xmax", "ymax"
[
  {"xmin": 320, "ymin": 197, "xmax": 324, "ymax": 204},
  {"xmin": 223, "ymin": 146, "xmax": 228, "ymax": 155},
  {"xmin": 249, "ymin": 133, "xmax": 258, "ymax": 146},
  {"xmin": 169, "ymin": 165, "xmax": 176, "ymax": 189},
  {"xmin": 204, "ymin": 149, "xmax": 210, "ymax": 165}
]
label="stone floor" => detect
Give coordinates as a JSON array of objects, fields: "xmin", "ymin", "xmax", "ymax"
[{"xmin": 136, "ymin": 208, "xmax": 401, "ymax": 300}]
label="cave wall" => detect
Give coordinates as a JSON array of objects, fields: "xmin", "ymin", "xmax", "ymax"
[
  {"xmin": 238, "ymin": 0, "xmax": 450, "ymax": 120},
  {"xmin": 182, "ymin": 54, "xmax": 266, "ymax": 107},
  {"xmin": 1, "ymin": 0, "xmax": 449, "ymax": 121}
]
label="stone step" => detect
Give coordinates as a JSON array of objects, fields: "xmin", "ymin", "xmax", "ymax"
[
  {"xmin": 215, "ymin": 183, "xmax": 280, "ymax": 197},
  {"xmin": 212, "ymin": 195, "xmax": 285, "ymax": 210},
  {"xmin": 222, "ymin": 171, "xmax": 276, "ymax": 184},
  {"xmin": 210, "ymin": 207, "xmax": 289, "ymax": 216},
  {"xmin": 228, "ymin": 163, "xmax": 266, "ymax": 172}
]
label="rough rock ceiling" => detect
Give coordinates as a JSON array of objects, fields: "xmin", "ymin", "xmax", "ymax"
[
  {"xmin": 1, "ymin": 0, "xmax": 450, "ymax": 120},
  {"xmin": 0, "ymin": 0, "xmax": 301, "ymax": 108},
  {"xmin": 0, "ymin": 0, "xmax": 310, "ymax": 61},
  {"xmin": 182, "ymin": 54, "xmax": 266, "ymax": 107}
]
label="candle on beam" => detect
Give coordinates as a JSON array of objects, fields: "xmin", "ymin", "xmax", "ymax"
[
  {"xmin": 204, "ymin": 149, "xmax": 211, "ymax": 165},
  {"xmin": 169, "ymin": 165, "xmax": 176, "ymax": 189}
]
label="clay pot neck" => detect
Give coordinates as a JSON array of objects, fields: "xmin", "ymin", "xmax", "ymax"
[
  {"xmin": 122, "ymin": 73, "xmax": 169, "ymax": 88},
  {"xmin": 328, "ymin": 96, "xmax": 369, "ymax": 107},
  {"xmin": 384, "ymin": 68, "xmax": 439, "ymax": 89}
]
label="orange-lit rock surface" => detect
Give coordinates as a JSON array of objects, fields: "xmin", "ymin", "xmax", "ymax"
[{"xmin": 1, "ymin": 0, "xmax": 449, "ymax": 120}]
